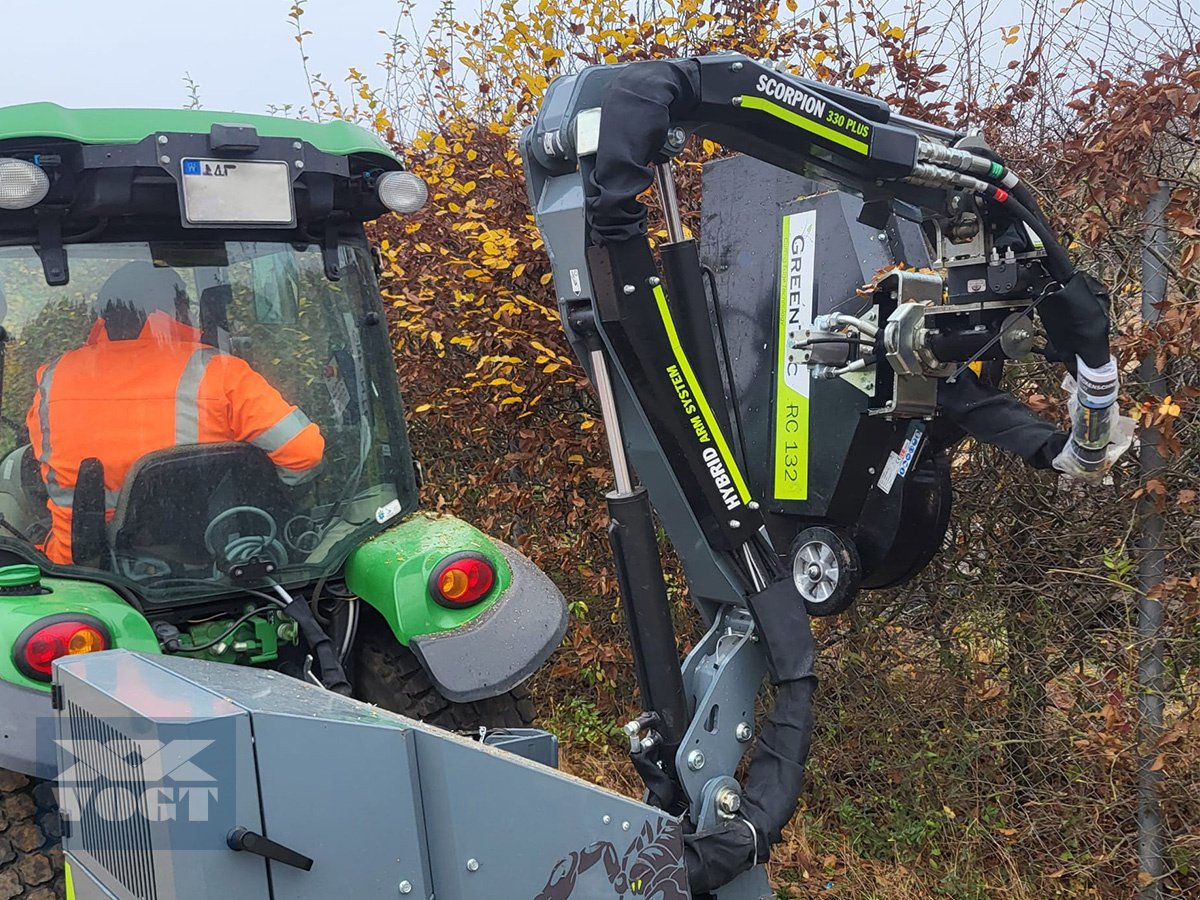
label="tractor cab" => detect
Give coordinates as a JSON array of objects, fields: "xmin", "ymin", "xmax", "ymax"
[
  {"xmin": 0, "ymin": 107, "xmax": 569, "ymax": 857},
  {"xmin": 0, "ymin": 105, "xmax": 428, "ymax": 601}
]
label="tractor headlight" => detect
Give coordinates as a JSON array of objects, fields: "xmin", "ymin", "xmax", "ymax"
[
  {"xmin": 0, "ymin": 158, "xmax": 50, "ymax": 210},
  {"xmin": 377, "ymin": 171, "xmax": 428, "ymax": 214}
]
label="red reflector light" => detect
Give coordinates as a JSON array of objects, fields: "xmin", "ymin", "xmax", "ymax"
[
  {"xmin": 430, "ymin": 554, "xmax": 496, "ymax": 607},
  {"xmin": 15, "ymin": 617, "xmax": 110, "ymax": 681}
]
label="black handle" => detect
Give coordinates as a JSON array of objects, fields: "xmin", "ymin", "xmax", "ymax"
[{"xmin": 227, "ymin": 827, "xmax": 314, "ymax": 871}]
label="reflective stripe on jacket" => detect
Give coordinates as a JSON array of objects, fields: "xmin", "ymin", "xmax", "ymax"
[{"xmin": 27, "ymin": 312, "xmax": 324, "ymax": 564}]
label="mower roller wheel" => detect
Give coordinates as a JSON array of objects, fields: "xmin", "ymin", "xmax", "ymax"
[
  {"xmin": 0, "ymin": 769, "xmax": 64, "ymax": 900},
  {"xmin": 355, "ymin": 625, "xmax": 536, "ymax": 730},
  {"xmin": 790, "ymin": 526, "xmax": 862, "ymax": 617}
]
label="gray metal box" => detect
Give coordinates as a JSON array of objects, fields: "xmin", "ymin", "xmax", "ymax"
[{"xmin": 55, "ymin": 651, "xmax": 688, "ymax": 899}]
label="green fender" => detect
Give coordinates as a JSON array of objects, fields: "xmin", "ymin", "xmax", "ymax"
[
  {"xmin": 345, "ymin": 512, "xmax": 569, "ymax": 702},
  {"xmin": 0, "ymin": 575, "xmax": 159, "ymax": 692},
  {"xmin": 0, "ymin": 572, "xmax": 159, "ymax": 777}
]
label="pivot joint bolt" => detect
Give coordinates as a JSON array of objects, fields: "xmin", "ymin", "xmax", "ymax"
[
  {"xmin": 730, "ymin": 61, "xmax": 744, "ymax": 71},
  {"xmin": 647, "ymin": 276, "xmax": 661, "ymax": 286},
  {"xmin": 666, "ymin": 127, "xmax": 687, "ymax": 149},
  {"xmin": 398, "ymin": 881, "xmax": 413, "ymax": 894},
  {"xmin": 715, "ymin": 787, "xmax": 741, "ymax": 816},
  {"xmin": 735, "ymin": 722, "xmax": 753, "ymax": 743},
  {"xmin": 623, "ymin": 284, "xmax": 635, "ymax": 295},
  {"xmin": 623, "ymin": 720, "xmax": 642, "ymax": 736},
  {"xmin": 466, "ymin": 859, "xmax": 480, "ymax": 872},
  {"xmin": 687, "ymin": 749, "xmax": 706, "ymax": 771}
]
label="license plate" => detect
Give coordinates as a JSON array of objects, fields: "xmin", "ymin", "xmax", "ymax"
[{"xmin": 179, "ymin": 158, "xmax": 295, "ymax": 227}]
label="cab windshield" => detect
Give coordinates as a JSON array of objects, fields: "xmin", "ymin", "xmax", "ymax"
[{"xmin": 0, "ymin": 240, "xmax": 416, "ymax": 603}]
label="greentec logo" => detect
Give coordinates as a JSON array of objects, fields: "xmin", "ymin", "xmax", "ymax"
[{"xmin": 773, "ymin": 210, "xmax": 815, "ymax": 501}]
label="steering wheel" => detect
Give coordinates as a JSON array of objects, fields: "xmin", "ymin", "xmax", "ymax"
[{"xmin": 203, "ymin": 505, "xmax": 288, "ymax": 572}]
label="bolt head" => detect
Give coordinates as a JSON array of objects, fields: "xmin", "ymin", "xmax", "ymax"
[
  {"xmin": 807, "ymin": 563, "xmax": 822, "ymax": 580},
  {"xmin": 731, "ymin": 61, "xmax": 743, "ymax": 71},
  {"xmin": 687, "ymin": 749, "xmax": 706, "ymax": 771},
  {"xmin": 157, "ymin": 135, "xmax": 169, "ymax": 145},
  {"xmin": 735, "ymin": 722, "xmax": 753, "ymax": 742},
  {"xmin": 647, "ymin": 276, "xmax": 661, "ymax": 286},
  {"xmin": 293, "ymin": 141, "xmax": 303, "ymax": 150},
  {"xmin": 160, "ymin": 155, "xmax": 171, "ymax": 165},
  {"xmin": 295, "ymin": 160, "xmax": 305, "ymax": 169},
  {"xmin": 623, "ymin": 284, "xmax": 636, "ymax": 295},
  {"xmin": 622, "ymin": 821, "xmax": 631, "ymax": 831},
  {"xmin": 603, "ymin": 814, "xmax": 612, "ymax": 824},
  {"xmin": 729, "ymin": 519, "xmax": 741, "ymax": 528},
  {"xmin": 466, "ymin": 858, "xmax": 480, "ymax": 872},
  {"xmin": 731, "ymin": 96, "xmax": 742, "ymax": 106},
  {"xmin": 716, "ymin": 788, "xmax": 742, "ymax": 814},
  {"xmin": 623, "ymin": 720, "xmax": 641, "ymax": 736},
  {"xmin": 747, "ymin": 500, "xmax": 760, "ymax": 510},
  {"xmin": 398, "ymin": 881, "xmax": 413, "ymax": 894}
]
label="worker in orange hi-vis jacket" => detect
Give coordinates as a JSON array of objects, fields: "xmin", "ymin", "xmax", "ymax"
[{"xmin": 27, "ymin": 261, "xmax": 325, "ymax": 564}]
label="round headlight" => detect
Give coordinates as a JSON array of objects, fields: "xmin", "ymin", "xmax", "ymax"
[
  {"xmin": 377, "ymin": 171, "xmax": 428, "ymax": 214},
  {"xmin": 0, "ymin": 158, "xmax": 51, "ymax": 210}
]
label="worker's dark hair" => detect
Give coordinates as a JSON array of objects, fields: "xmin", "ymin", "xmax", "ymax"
[{"xmin": 97, "ymin": 262, "xmax": 190, "ymax": 340}]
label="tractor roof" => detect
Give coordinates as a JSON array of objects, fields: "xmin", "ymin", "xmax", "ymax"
[{"xmin": 0, "ymin": 102, "xmax": 400, "ymax": 165}]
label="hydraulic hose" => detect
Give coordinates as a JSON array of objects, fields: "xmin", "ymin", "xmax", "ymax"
[{"xmin": 272, "ymin": 583, "xmax": 352, "ymax": 695}]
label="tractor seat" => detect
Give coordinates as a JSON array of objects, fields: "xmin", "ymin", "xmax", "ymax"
[{"xmin": 108, "ymin": 443, "xmax": 291, "ymax": 568}]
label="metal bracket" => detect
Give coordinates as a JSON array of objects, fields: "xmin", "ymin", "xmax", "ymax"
[
  {"xmin": 875, "ymin": 269, "xmax": 944, "ymax": 418},
  {"xmin": 675, "ymin": 607, "xmax": 766, "ymax": 816}
]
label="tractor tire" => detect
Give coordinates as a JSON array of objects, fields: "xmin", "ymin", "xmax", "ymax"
[
  {"xmin": 354, "ymin": 626, "xmax": 536, "ymax": 731},
  {"xmin": 0, "ymin": 769, "xmax": 65, "ymax": 900}
]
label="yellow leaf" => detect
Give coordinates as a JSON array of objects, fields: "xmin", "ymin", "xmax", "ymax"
[
  {"xmin": 580, "ymin": 419, "xmax": 596, "ymax": 430},
  {"xmin": 852, "ymin": 62, "xmax": 870, "ymax": 78},
  {"xmin": 414, "ymin": 403, "xmax": 432, "ymax": 412},
  {"xmin": 942, "ymin": 805, "xmax": 956, "ymax": 819},
  {"xmin": 567, "ymin": 454, "xmax": 584, "ymax": 464}
]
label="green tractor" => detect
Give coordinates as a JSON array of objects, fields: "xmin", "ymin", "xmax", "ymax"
[{"xmin": 0, "ymin": 104, "xmax": 568, "ymax": 897}]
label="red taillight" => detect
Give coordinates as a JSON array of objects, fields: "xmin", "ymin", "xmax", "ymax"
[
  {"xmin": 430, "ymin": 554, "xmax": 496, "ymax": 607},
  {"xmin": 15, "ymin": 617, "xmax": 110, "ymax": 681}
]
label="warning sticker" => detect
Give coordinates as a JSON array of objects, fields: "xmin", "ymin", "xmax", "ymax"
[
  {"xmin": 877, "ymin": 422, "xmax": 926, "ymax": 494},
  {"xmin": 877, "ymin": 451, "xmax": 902, "ymax": 494}
]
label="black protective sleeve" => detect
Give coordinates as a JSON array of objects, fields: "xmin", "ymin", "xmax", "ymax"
[
  {"xmin": 684, "ymin": 579, "xmax": 818, "ymax": 893},
  {"xmin": 1037, "ymin": 271, "xmax": 1113, "ymax": 372},
  {"xmin": 939, "ymin": 371, "xmax": 1068, "ymax": 469},
  {"xmin": 584, "ymin": 60, "xmax": 700, "ymax": 244}
]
